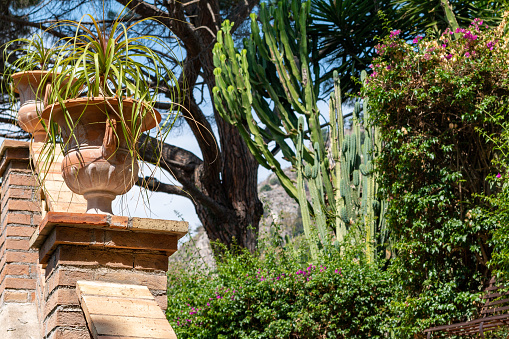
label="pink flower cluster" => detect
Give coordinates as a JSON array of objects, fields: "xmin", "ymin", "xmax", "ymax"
[
  {"xmin": 412, "ymin": 36, "xmax": 423, "ymax": 44},
  {"xmin": 177, "ymin": 264, "xmax": 344, "ymax": 327},
  {"xmin": 389, "ymin": 30, "xmax": 401, "ymax": 39}
]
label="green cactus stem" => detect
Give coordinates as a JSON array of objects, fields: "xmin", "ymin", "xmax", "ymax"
[{"xmin": 212, "ymin": 0, "xmax": 386, "ymax": 261}]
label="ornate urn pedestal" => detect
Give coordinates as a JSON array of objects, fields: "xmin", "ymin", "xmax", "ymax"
[
  {"xmin": 41, "ymin": 97, "xmax": 160, "ymax": 214},
  {"xmin": 11, "ymin": 71, "xmax": 53, "ymax": 142}
]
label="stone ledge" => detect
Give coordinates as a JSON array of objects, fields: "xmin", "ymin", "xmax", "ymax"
[
  {"xmin": 0, "ymin": 140, "xmax": 30, "ymax": 178},
  {"xmin": 30, "ymin": 212, "xmax": 188, "ymax": 250},
  {"xmin": 29, "ymin": 212, "xmax": 188, "ymax": 265}
]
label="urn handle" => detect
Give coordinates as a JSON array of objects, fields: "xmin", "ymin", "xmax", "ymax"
[{"xmin": 102, "ymin": 117, "xmax": 118, "ymax": 159}]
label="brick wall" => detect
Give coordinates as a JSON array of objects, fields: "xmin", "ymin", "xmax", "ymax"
[
  {"xmin": 0, "ymin": 142, "xmax": 40, "ymax": 305},
  {"xmin": 0, "ymin": 141, "xmax": 41, "ymax": 338},
  {"xmin": 0, "ymin": 140, "xmax": 187, "ymax": 339}
]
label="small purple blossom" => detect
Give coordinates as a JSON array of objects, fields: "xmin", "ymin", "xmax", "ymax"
[
  {"xmin": 465, "ymin": 52, "xmax": 471, "ymax": 58},
  {"xmin": 412, "ymin": 35, "xmax": 423, "ymax": 44},
  {"xmin": 497, "ymin": 173, "xmax": 502, "ymax": 178},
  {"xmin": 463, "ymin": 31, "xmax": 478, "ymax": 41},
  {"xmin": 445, "ymin": 54, "xmax": 453, "ymax": 60},
  {"xmin": 389, "ymin": 30, "xmax": 401, "ymax": 38},
  {"xmin": 487, "ymin": 41, "xmax": 495, "ymax": 51}
]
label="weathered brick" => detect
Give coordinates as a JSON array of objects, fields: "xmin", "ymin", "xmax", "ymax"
[
  {"xmin": 3, "ymin": 290, "xmax": 28, "ymax": 303},
  {"xmin": 5, "ymin": 213, "xmax": 32, "ymax": 225},
  {"xmin": 134, "ymin": 253, "xmax": 169, "ymax": 271},
  {"xmin": 46, "ymin": 268, "xmax": 94, "ymax": 296},
  {"xmin": 4, "ymin": 172, "xmax": 37, "ymax": 187},
  {"xmin": 44, "ymin": 309, "xmax": 88, "ymax": 337},
  {"xmin": 103, "ymin": 230, "xmax": 178, "ymax": 252},
  {"xmin": 4, "ymin": 264, "xmax": 30, "ymax": 276},
  {"xmin": 33, "ymin": 214, "xmax": 42, "ymax": 225},
  {"xmin": 4, "ymin": 187, "xmax": 33, "ymax": 200},
  {"xmin": 110, "ymin": 215, "xmax": 128, "ymax": 229},
  {"xmin": 5, "ymin": 251, "xmax": 39, "ymax": 264},
  {"xmin": 40, "ymin": 172, "xmax": 65, "ymax": 183},
  {"xmin": 6, "ymin": 226, "xmax": 36, "ymax": 237},
  {"xmin": 52, "ymin": 246, "xmax": 134, "ymax": 270},
  {"xmin": 51, "ymin": 202, "xmax": 87, "ymax": 214},
  {"xmin": 3, "ymin": 147, "xmax": 30, "ymax": 161},
  {"xmin": 5, "ymin": 238, "xmax": 30, "ymax": 250},
  {"xmin": 93, "ymin": 270, "xmax": 167, "ymax": 291},
  {"xmin": 47, "ymin": 327, "xmax": 91, "ymax": 339},
  {"xmin": 2, "ymin": 277, "xmax": 36, "ymax": 290},
  {"xmin": 155, "ymin": 294, "xmax": 168, "ymax": 310},
  {"xmin": 44, "ymin": 287, "xmax": 79, "ymax": 317},
  {"xmin": 7, "ymin": 199, "xmax": 40, "ymax": 212},
  {"xmin": 41, "ymin": 180, "xmax": 68, "ymax": 193}
]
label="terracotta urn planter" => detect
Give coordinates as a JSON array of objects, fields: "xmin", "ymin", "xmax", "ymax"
[
  {"xmin": 41, "ymin": 97, "xmax": 160, "ymax": 214},
  {"xmin": 11, "ymin": 71, "xmax": 54, "ymax": 142}
]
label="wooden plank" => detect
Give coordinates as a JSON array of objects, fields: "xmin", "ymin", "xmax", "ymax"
[
  {"xmin": 425, "ymin": 278, "xmax": 509, "ymax": 336},
  {"xmin": 81, "ymin": 295, "xmax": 167, "ymax": 319},
  {"xmin": 76, "ymin": 281, "xmax": 154, "ymax": 300},
  {"xmin": 484, "ymin": 298, "xmax": 509, "ymax": 307},
  {"xmin": 482, "ymin": 305, "xmax": 509, "ymax": 315},
  {"xmin": 425, "ymin": 314, "xmax": 509, "ymax": 333}
]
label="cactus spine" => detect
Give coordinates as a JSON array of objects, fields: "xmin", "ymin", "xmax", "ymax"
[{"xmin": 212, "ymin": 0, "xmax": 385, "ymax": 260}]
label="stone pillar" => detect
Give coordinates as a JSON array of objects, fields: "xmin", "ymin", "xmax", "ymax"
[
  {"xmin": 0, "ymin": 140, "xmax": 188, "ymax": 339},
  {"xmin": 0, "ymin": 140, "xmax": 41, "ymax": 338},
  {"xmin": 30, "ymin": 212, "xmax": 187, "ymax": 339}
]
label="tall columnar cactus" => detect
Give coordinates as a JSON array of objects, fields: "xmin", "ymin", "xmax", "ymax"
[{"xmin": 212, "ymin": 0, "xmax": 385, "ymax": 260}]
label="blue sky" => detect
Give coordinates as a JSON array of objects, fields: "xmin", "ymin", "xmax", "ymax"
[{"xmin": 9, "ymin": 0, "xmax": 350, "ymax": 235}]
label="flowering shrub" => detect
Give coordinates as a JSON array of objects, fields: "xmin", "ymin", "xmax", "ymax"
[
  {"xmin": 363, "ymin": 17, "xmax": 509, "ymax": 334},
  {"xmin": 166, "ymin": 241, "xmax": 394, "ymax": 338},
  {"xmin": 484, "ymin": 105, "xmax": 509, "ymax": 281}
]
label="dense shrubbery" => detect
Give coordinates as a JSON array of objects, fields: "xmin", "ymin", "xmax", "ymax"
[
  {"xmin": 486, "ymin": 111, "xmax": 509, "ymax": 280},
  {"xmin": 166, "ymin": 235, "xmax": 395, "ymax": 339},
  {"xmin": 169, "ymin": 6, "xmax": 509, "ymax": 338},
  {"xmin": 363, "ymin": 17, "xmax": 509, "ymax": 332}
]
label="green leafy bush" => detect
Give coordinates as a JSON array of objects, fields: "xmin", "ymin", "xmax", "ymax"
[
  {"xmin": 485, "ymin": 116, "xmax": 509, "ymax": 280},
  {"xmin": 166, "ymin": 238, "xmax": 395, "ymax": 339},
  {"xmin": 363, "ymin": 17, "xmax": 509, "ymax": 333},
  {"xmin": 260, "ymin": 184, "xmax": 273, "ymax": 192},
  {"xmin": 269, "ymin": 176, "xmax": 280, "ymax": 186}
]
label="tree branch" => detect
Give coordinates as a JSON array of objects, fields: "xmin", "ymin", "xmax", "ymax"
[
  {"xmin": 136, "ymin": 176, "xmax": 191, "ymax": 198},
  {"xmin": 138, "ymin": 134, "xmax": 202, "ymax": 175},
  {"xmin": 226, "ymin": 0, "xmax": 260, "ymax": 33},
  {"xmin": 137, "ymin": 134, "xmax": 229, "ymax": 216},
  {"xmin": 0, "ymin": 15, "xmax": 66, "ymax": 39},
  {"xmin": 115, "ymin": 0, "xmax": 201, "ymax": 52}
]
